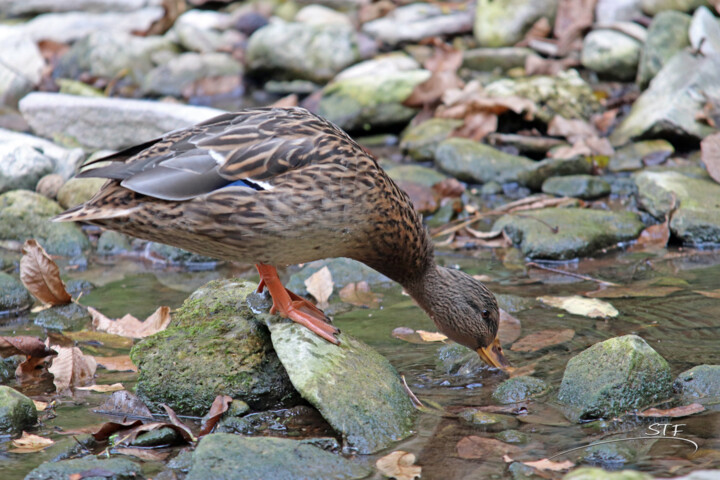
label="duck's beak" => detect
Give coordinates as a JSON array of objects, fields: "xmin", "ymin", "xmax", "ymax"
[{"xmin": 477, "ymin": 337, "xmax": 511, "ymax": 372}]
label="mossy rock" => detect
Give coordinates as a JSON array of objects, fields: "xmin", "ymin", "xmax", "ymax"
[
  {"xmin": 674, "ymin": 365, "xmax": 720, "ymax": 400},
  {"xmin": 25, "ymin": 456, "xmax": 141, "ymax": 480},
  {"xmin": 0, "ymin": 272, "xmax": 32, "ymax": 315},
  {"xmin": 34, "ymin": 303, "xmax": 90, "ymax": 331},
  {"xmin": 0, "ymin": 386, "xmax": 37, "ymax": 435},
  {"xmin": 400, "ymin": 118, "xmax": 463, "ymax": 161},
  {"xmin": 130, "ymin": 279, "xmax": 300, "ymax": 415},
  {"xmin": 493, "ymin": 375, "xmax": 549, "ymax": 404},
  {"xmin": 56, "ymin": 177, "xmax": 105, "ymax": 209},
  {"xmin": 435, "ymin": 137, "xmax": 535, "ymax": 184}
]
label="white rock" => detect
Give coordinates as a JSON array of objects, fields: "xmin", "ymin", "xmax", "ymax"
[
  {"xmin": 295, "ymin": 5, "xmax": 353, "ymax": 26},
  {"xmin": 364, "ymin": 3, "xmax": 473, "ymax": 46},
  {"xmin": 334, "ymin": 53, "xmax": 421, "ymax": 81},
  {"xmin": 595, "ymin": 0, "xmax": 643, "ymax": 24},
  {"xmin": 0, "ymin": 27, "xmax": 45, "ymax": 107},
  {"xmin": 0, "ymin": 0, "xmax": 162, "ymax": 15},
  {"xmin": 19, "ymin": 92, "xmax": 225, "ymax": 151},
  {"xmin": 0, "ymin": 128, "xmax": 85, "ymax": 179},
  {"xmin": 0, "ymin": 143, "xmax": 55, "ymax": 193},
  {"xmin": 689, "ymin": 5, "xmax": 720, "ymax": 56},
  {"xmin": 174, "ymin": 9, "xmax": 232, "ymax": 30}
]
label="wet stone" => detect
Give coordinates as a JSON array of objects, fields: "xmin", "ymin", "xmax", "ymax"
[
  {"xmin": 132, "ymin": 426, "xmax": 181, "ymax": 447},
  {"xmin": 674, "ymin": 365, "xmax": 720, "ymax": 400},
  {"xmin": 0, "ymin": 272, "xmax": 32, "ymax": 315},
  {"xmin": 493, "ymin": 376, "xmax": 548, "ymax": 404},
  {"xmin": 34, "ymin": 303, "xmax": 90, "ymax": 331},
  {"xmin": 147, "ymin": 242, "xmax": 218, "ymax": 268},
  {"xmin": 578, "ymin": 439, "xmax": 639, "ymax": 469},
  {"xmin": 185, "ymin": 434, "xmax": 370, "ymax": 480},
  {"xmin": 0, "ymin": 143, "xmax": 54, "ymax": 194},
  {"xmin": 494, "ymin": 429, "xmax": 530, "ymax": 444},
  {"xmin": 385, "ymin": 164, "xmax": 448, "ymax": 187},
  {"xmin": 400, "ymin": 118, "xmax": 463, "ymax": 161},
  {"xmin": 24, "ymin": 456, "xmax": 142, "ymax": 480},
  {"xmin": 557, "ymin": 335, "xmax": 673, "ymax": 422},
  {"xmin": 458, "ymin": 409, "xmax": 519, "ymax": 432},
  {"xmin": 142, "ymin": 52, "xmax": 242, "ymax": 98},
  {"xmin": 217, "ymin": 405, "xmax": 335, "ymax": 439},
  {"xmin": 286, "ymin": 257, "xmax": 391, "ymax": 299},
  {"xmin": 0, "ymin": 386, "xmax": 37, "ymax": 435},
  {"xmin": 363, "ymin": 3, "xmax": 473, "ymax": 46},
  {"xmin": 435, "ymin": 342, "xmax": 485, "ymax": 376},
  {"xmin": 541, "ymin": 174, "xmax": 611, "ymax": 199},
  {"xmin": 462, "ymin": 47, "xmax": 536, "ymax": 72}
]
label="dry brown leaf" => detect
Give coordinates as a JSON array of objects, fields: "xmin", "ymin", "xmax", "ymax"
[
  {"xmin": 376, "ymin": 450, "xmax": 421, "ymax": 480},
  {"xmin": 451, "ymin": 111, "xmax": 498, "ymax": 141},
  {"xmin": 554, "ymin": 0, "xmax": 595, "ymax": 54},
  {"xmin": 93, "ymin": 355, "xmax": 137, "ymax": 372},
  {"xmin": 632, "ymin": 220, "xmax": 670, "ymax": 250},
  {"xmin": 161, "ymin": 403, "xmax": 196, "ymax": 442},
  {"xmin": 432, "ymin": 178, "xmax": 465, "ymax": 198},
  {"xmin": 304, "ymin": 266, "xmax": 333, "ymax": 310},
  {"xmin": 517, "ymin": 16, "xmax": 552, "ymax": 46},
  {"xmin": 593, "ymin": 108, "xmax": 619, "ymax": 134},
  {"xmin": 0, "ymin": 336, "xmax": 56, "ymax": 358},
  {"xmin": 404, "ymin": 71, "xmax": 463, "ymax": 108},
  {"xmin": 10, "ymin": 432, "xmax": 54, "ymax": 453},
  {"xmin": 637, "ymin": 403, "xmax": 705, "ymax": 418},
  {"xmin": 76, "ymin": 383, "xmax": 125, "ymax": 393},
  {"xmin": 522, "ymin": 458, "xmax": 575, "ymax": 471},
  {"xmin": 700, "ymin": 131, "xmax": 720, "ymax": 184},
  {"xmin": 182, "ymin": 75, "xmax": 241, "ymax": 98},
  {"xmin": 339, "ymin": 281, "xmax": 381, "ymax": 309},
  {"xmin": 547, "ymin": 115, "xmax": 597, "ymax": 142},
  {"xmin": 199, "ymin": 395, "xmax": 233, "ymax": 437},
  {"xmin": 511, "ymin": 329, "xmax": 575, "ymax": 352},
  {"xmin": 524, "ymin": 54, "xmax": 580, "ymax": 76},
  {"xmin": 48, "ymin": 346, "xmax": 97, "ymax": 393},
  {"xmin": 95, "ymin": 390, "xmax": 154, "ymax": 419},
  {"xmin": 15, "ymin": 355, "xmax": 52, "ymax": 382},
  {"xmin": 19, "ymin": 239, "xmax": 71, "ymax": 306},
  {"xmin": 113, "ymin": 447, "xmax": 170, "ymax": 462},
  {"xmin": 457, "ymin": 436, "xmax": 521, "ymax": 459},
  {"xmin": 392, "ymin": 327, "xmax": 447, "ymax": 344},
  {"xmin": 695, "ymin": 289, "xmax": 720, "ymax": 299},
  {"xmin": 270, "ymin": 94, "xmax": 299, "ymax": 108},
  {"xmin": 537, "ymin": 295, "xmax": 618, "ymax": 318},
  {"xmin": 89, "ymin": 306, "xmax": 171, "ymax": 338}
]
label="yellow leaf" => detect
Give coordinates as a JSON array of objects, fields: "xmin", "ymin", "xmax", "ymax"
[
  {"xmin": 89, "ymin": 306, "xmax": 171, "ymax": 338},
  {"xmin": 522, "ymin": 459, "xmax": 575, "ymax": 471},
  {"xmin": 304, "ymin": 267, "xmax": 333, "ymax": 310},
  {"xmin": 11, "ymin": 432, "xmax": 54, "ymax": 452},
  {"xmin": 376, "ymin": 451, "xmax": 421, "ymax": 480},
  {"xmin": 537, "ymin": 295, "xmax": 618, "ymax": 318},
  {"xmin": 416, "ymin": 330, "xmax": 448, "ymax": 342}
]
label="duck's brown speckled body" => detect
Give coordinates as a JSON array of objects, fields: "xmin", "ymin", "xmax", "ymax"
[{"xmin": 55, "ymin": 107, "xmax": 509, "ymax": 369}]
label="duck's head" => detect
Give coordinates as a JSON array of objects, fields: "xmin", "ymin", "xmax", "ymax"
[{"xmin": 409, "ymin": 265, "xmax": 511, "ymax": 371}]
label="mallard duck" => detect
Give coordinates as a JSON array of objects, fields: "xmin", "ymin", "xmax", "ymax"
[{"xmin": 54, "ymin": 107, "xmax": 509, "ymax": 370}]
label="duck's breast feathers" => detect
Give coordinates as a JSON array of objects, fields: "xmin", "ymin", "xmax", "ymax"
[{"xmin": 76, "ymin": 107, "xmax": 372, "ymax": 201}]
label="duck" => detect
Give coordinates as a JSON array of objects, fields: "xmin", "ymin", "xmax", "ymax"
[{"xmin": 54, "ymin": 107, "xmax": 510, "ymax": 370}]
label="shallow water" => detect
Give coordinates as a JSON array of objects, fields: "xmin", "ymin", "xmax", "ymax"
[{"xmin": 1, "ymin": 247, "xmax": 719, "ymax": 479}]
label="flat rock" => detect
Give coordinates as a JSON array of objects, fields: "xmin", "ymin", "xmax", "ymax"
[
  {"xmin": 542, "ymin": 174, "xmax": 611, "ymax": 199},
  {"xmin": 186, "ymin": 434, "xmax": 370, "ymax": 480},
  {"xmin": 0, "ymin": 143, "xmax": 54, "ymax": 194},
  {"xmin": 317, "ymin": 70, "xmax": 429, "ymax": 132},
  {"xmin": 634, "ymin": 170, "xmax": 720, "ymax": 245},
  {"xmin": 674, "ymin": 364, "xmax": 720, "ymax": 401},
  {"xmin": 435, "ymin": 137, "xmax": 535, "ymax": 184},
  {"xmin": 581, "ymin": 29, "xmax": 642, "ymax": 81},
  {"xmin": 636, "ymin": 11, "xmax": 691, "ymax": 88},
  {"xmin": 363, "ymin": 3, "xmax": 473, "ymax": 46},
  {"xmin": 611, "ymin": 51, "xmax": 720, "ymax": 145},
  {"xmin": 247, "ymin": 21, "xmax": 362, "ymax": 83},
  {"xmin": 269, "ymin": 320, "xmax": 415, "ymax": 454},
  {"xmin": 130, "ymin": 279, "xmax": 300, "ymax": 415},
  {"xmin": 24, "ymin": 456, "xmax": 141, "ymax": 480},
  {"xmin": 19, "ymin": 92, "xmax": 224, "ymax": 151},
  {"xmin": 558, "ymin": 335, "xmax": 672, "ymax": 421},
  {"xmin": 0, "ymin": 386, "xmax": 37, "ymax": 435},
  {"xmin": 474, "ymin": 0, "xmax": 558, "ymax": 47},
  {"xmin": 400, "ymin": 118, "xmax": 463, "ymax": 161},
  {"xmin": 493, "ymin": 208, "xmax": 645, "ymax": 260},
  {"xmin": 492, "ymin": 375, "xmax": 549, "ymax": 404},
  {"xmin": 516, "ymin": 156, "xmax": 593, "ymax": 190}
]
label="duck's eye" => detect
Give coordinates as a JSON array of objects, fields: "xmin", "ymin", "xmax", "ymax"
[{"xmin": 481, "ymin": 309, "xmax": 490, "ymax": 319}]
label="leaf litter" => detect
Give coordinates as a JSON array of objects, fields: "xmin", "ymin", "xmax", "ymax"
[
  {"xmin": 89, "ymin": 306, "xmax": 172, "ymax": 338},
  {"xmin": 10, "ymin": 432, "xmax": 54, "ymax": 453},
  {"xmin": 19, "ymin": 239, "xmax": 72, "ymax": 306},
  {"xmin": 47, "ymin": 345, "xmax": 97, "ymax": 394}
]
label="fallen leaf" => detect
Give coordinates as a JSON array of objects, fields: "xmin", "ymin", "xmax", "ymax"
[
  {"xmin": 113, "ymin": 447, "xmax": 170, "ymax": 462},
  {"xmin": 547, "ymin": 115, "xmax": 597, "ymax": 142},
  {"xmin": 92, "ymin": 419, "xmax": 144, "ymax": 442},
  {"xmin": 94, "ymin": 390, "xmax": 154, "ymax": 419},
  {"xmin": 339, "ymin": 281, "xmax": 382, "ymax": 309},
  {"xmin": 48, "ymin": 346, "xmax": 97, "ymax": 393},
  {"xmin": 637, "ymin": 403, "xmax": 705, "ymax": 418},
  {"xmin": 16, "ymin": 355, "xmax": 53, "ymax": 382},
  {"xmin": 695, "ymin": 289, "xmax": 720, "ymax": 299},
  {"xmin": 199, "ymin": 395, "xmax": 233, "ymax": 437},
  {"xmin": 33, "ymin": 400, "xmax": 49, "ymax": 411},
  {"xmin": 516, "ymin": 16, "xmax": 552, "ymax": 46},
  {"xmin": 432, "ymin": 178, "xmax": 465, "ymax": 198},
  {"xmin": 76, "ymin": 383, "xmax": 125, "ymax": 393},
  {"xmin": 10, "ymin": 432, "xmax": 54, "ymax": 453},
  {"xmin": 522, "ymin": 458, "xmax": 575, "ymax": 471},
  {"xmin": 457, "ymin": 436, "xmax": 521, "ymax": 459},
  {"xmin": 0, "ymin": 336, "xmax": 56, "ymax": 358},
  {"xmin": 89, "ymin": 306, "xmax": 171, "ymax": 338},
  {"xmin": 161, "ymin": 403, "xmax": 196, "ymax": 442},
  {"xmin": 537, "ymin": 295, "xmax": 618, "ymax": 318},
  {"xmin": 93, "ymin": 355, "xmax": 137, "ymax": 372},
  {"xmin": 700, "ymin": 128, "xmax": 720, "ymax": 184},
  {"xmin": 511, "ymin": 329, "xmax": 575, "ymax": 352},
  {"xmin": 554, "ymin": 0, "xmax": 595, "ymax": 54},
  {"xmin": 392, "ymin": 327, "xmax": 447, "ymax": 344},
  {"xmin": 376, "ymin": 450, "xmax": 421, "ymax": 480},
  {"xmin": 19, "ymin": 239, "xmax": 72, "ymax": 306},
  {"xmin": 304, "ymin": 266, "xmax": 333, "ymax": 310},
  {"xmin": 417, "ymin": 330, "xmax": 449, "ymax": 342},
  {"xmin": 632, "ymin": 220, "xmax": 670, "ymax": 250},
  {"xmin": 396, "ymin": 180, "xmax": 438, "ymax": 214}
]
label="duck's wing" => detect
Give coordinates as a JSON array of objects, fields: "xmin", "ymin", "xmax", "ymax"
[{"xmin": 77, "ymin": 107, "xmax": 362, "ymax": 201}]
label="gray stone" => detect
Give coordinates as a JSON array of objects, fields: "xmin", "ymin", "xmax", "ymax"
[
  {"xmin": 674, "ymin": 365, "xmax": 720, "ymax": 399},
  {"xmin": 335, "ymin": 53, "xmax": 420, "ymax": 81},
  {"xmin": 317, "ymin": 70, "xmax": 429, "ymax": 131},
  {"xmin": 186, "ymin": 434, "xmax": 370, "ymax": 480},
  {"xmin": 689, "ymin": 6, "xmax": 720, "ymax": 55},
  {"xmin": 34, "ymin": 303, "xmax": 91, "ymax": 331},
  {"xmin": 0, "ymin": 27, "xmax": 45, "ymax": 108},
  {"xmin": 363, "ymin": 3, "xmax": 473, "ymax": 46},
  {"xmin": 564, "ymin": 468, "xmax": 654, "ymax": 480},
  {"xmin": 558, "ymin": 335, "xmax": 673, "ymax": 421},
  {"xmin": 97, "ymin": 231, "xmax": 132, "ymax": 255},
  {"xmin": 24, "ymin": 456, "xmax": 141, "ymax": 480},
  {"xmin": 595, "ymin": 0, "xmax": 644, "ymax": 24},
  {"xmin": 474, "ymin": 0, "xmax": 558, "ymax": 47},
  {"xmin": 636, "ymin": 11, "xmax": 691, "ymax": 88},
  {"xmin": 56, "ymin": 177, "xmax": 105, "ymax": 209},
  {"xmin": 0, "ymin": 386, "xmax": 37, "ymax": 435},
  {"xmin": 634, "ymin": 170, "xmax": 720, "ymax": 245},
  {"xmin": 641, "ymin": 0, "xmax": 710, "ymax": 15},
  {"xmin": 400, "ymin": 118, "xmax": 463, "ymax": 161},
  {"xmin": 516, "ymin": 156, "xmax": 593, "ymax": 190},
  {"xmin": 542, "ymin": 174, "xmax": 611, "ymax": 199},
  {"xmin": 458, "ymin": 409, "xmax": 519, "ymax": 431},
  {"xmin": 484, "ymin": 69, "xmax": 600, "ymax": 122},
  {"xmin": 170, "ymin": 9, "xmax": 235, "ymax": 53},
  {"xmin": 132, "ymin": 426, "xmax": 181, "ymax": 447},
  {"xmin": 247, "ymin": 21, "xmax": 362, "ymax": 83},
  {"xmin": 0, "ymin": 143, "xmax": 54, "ymax": 194},
  {"xmin": 493, "ymin": 208, "xmax": 645, "ymax": 260},
  {"xmin": 436, "ymin": 342, "xmax": 485, "ymax": 376},
  {"xmin": 0, "ymin": 190, "xmax": 90, "ymax": 257},
  {"xmin": 611, "ymin": 52, "xmax": 720, "ymax": 145},
  {"xmin": 581, "ymin": 29, "xmax": 642, "ymax": 81},
  {"xmin": 0, "ymin": 129, "xmax": 84, "ymax": 180},
  {"xmin": 435, "ymin": 137, "xmax": 535, "ymax": 184},
  {"xmin": 385, "ymin": 164, "xmax": 448, "ymax": 187},
  {"xmin": 269, "ymin": 320, "xmax": 415, "ymax": 454},
  {"xmin": 494, "ymin": 429, "xmax": 530, "ymax": 444},
  {"xmin": 130, "ymin": 279, "xmax": 300, "ymax": 415},
  {"xmin": 19, "ymin": 92, "xmax": 224, "ymax": 151},
  {"xmin": 493, "ymin": 376, "xmax": 548, "ymax": 404},
  {"xmin": 36, "ymin": 174, "xmax": 65, "ymax": 200},
  {"xmin": 142, "ymin": 52, "xmax": 242, "ymax": 98},
  {"xmin": 0, "ymin": 0, "xmax": 162, "ymax": 15},
  {"xmin": 11, "ymin": 8, "xmax": 165, "ymax": 43},
  {"xmin": 0, "ymin": 272, "xmax": 32, "ymax": 315},
  {"xmin": 609, "ymin": 139, "xmax": 675, "ymax": 172},
  {"xmin": 54, "ymin": 31, "xmax": 179, "ymax": 84},
  {"xmin": 462, "ymin": 47, "xmax": 536, "ymax": 72}
]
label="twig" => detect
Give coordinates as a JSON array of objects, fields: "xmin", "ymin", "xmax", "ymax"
[
  {"xmin": 401, "ymin": 375, "xmax": 424, "ymax": 409},
  {"xmin": 526, "ymin": 262, "xmax": 620, "ymax": 286}
]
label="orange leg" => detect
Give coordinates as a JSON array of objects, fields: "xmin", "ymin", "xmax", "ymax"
[{"xmin": 255, "ymin": 263, "xmax": 340, "ymax": 345}]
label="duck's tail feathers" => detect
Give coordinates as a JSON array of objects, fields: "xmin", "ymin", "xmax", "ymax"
[{"xmin": 52, "ymin": 204, "xmax": 140, "ymax": 223}]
